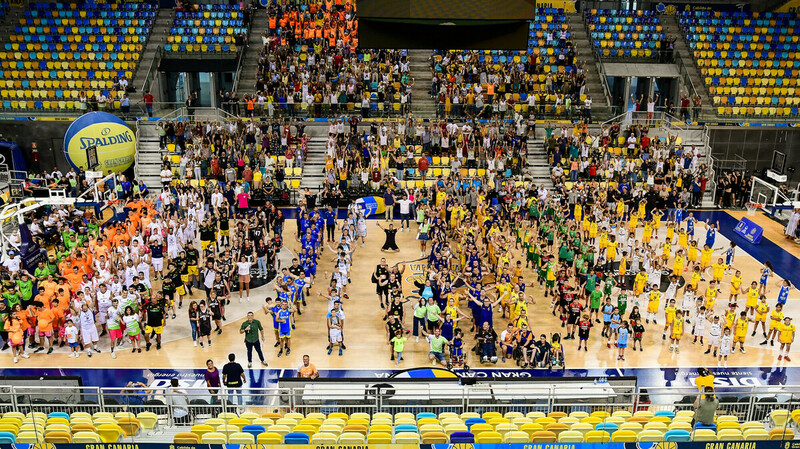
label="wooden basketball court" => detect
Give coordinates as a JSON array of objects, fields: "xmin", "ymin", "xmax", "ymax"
[{"xmin": 11, "ymin": 209, "xmax": 799, "ymax": 371}]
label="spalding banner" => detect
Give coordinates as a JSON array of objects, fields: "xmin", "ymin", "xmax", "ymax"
[{"xmin": 63, "ymin": 111, "xmax": 136, "ymax": 173}]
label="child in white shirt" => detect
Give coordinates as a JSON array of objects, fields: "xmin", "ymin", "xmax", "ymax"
[{"xmin": 64, "ymin": 319, "xmax": 80, "ymax": 358}]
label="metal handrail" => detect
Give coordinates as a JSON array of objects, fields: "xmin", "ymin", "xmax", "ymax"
[
  {"xmin": 0, "ymin": 382, "xmax": 798, "ymax": 439},
  {"xmin": 136, "ymin": 4, "xmax": 161, "ymax": 93},
  {"xmin": 141, "ymin": 45, "xmax": 165, "ymax": 96},
  {"xmin": 231, "ymin": 6, "xmax": 254, "ymax": 96},
  {"xmin": 601, "ymin": 110, "xmax": 629, "ymax": 127},
  {"xmin": 676, "ymin": 56, "xmax": 698, "ymax": 100},
  {"xmin": 134, "ymin": 119, "xmax": 142, "ymax": 182},
  {"xmin": 594, "ymin": 57, "xmax": 613, "ymax": 108},
  {"xmin": 580, "ymin": 14, "xmax": 614, "ymax": 108}
]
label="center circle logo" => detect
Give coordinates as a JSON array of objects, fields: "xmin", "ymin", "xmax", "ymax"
[{"xmin": 101, "ymin": 127, "xmax": 111, "ymax": 136}]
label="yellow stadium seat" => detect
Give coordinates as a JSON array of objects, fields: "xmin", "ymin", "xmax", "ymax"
[
  {"xmin": 174, "ymin": 432, "xmax": 201, "ymax": 444},
  {"xmin": 366, "ymin": 432, "xmax": 392, "ymax": 444},
  {"xmin": 558, "ymin": 431, "xmax": 584, "ymax": 443},
  {"xmin": 637, "ymin": 430, "xmax": 665, "ymax": 442},
  {"xmin": 717, "ymin": 429, "xmax": 743, "ymax": 441},
  {"xmin": 476, "ymin": 431, "xmax": 503, "ymax": 443},
  {"xmin": 585, "ymin": 431, "xmax": 611, "ymax": 443},
  {"xmin": 45, "ymin": 431, "xmax": 72, "ymax": 443},
  {"xmin": 743, "ymin": 430, "xmax": 769, "ymax": 440},
  {"xmin": 339, "ymin": 432, "xmax": 366, "ymax": 444},
  {"xmin": 612, "ymin": 430, "xmax": 637, "ymax": 442},
  {"xmin": 72, "ymin": 431, "xmax": 101, "ymax": 443},
  {"xmin": 531, "ymin": 431, "xmax": 557, "ymax": 443},
  {"xmin": 257, "ymin": 432, "xmax": 283, "ymax": 444},
  {"xmin": 311, "ymin": 432, "xmax": 338, "ymax": 444},
  {"xmin": 769, "ymin": 428, "xmax": 793, "ymax": 440},
  {"xmin": 200, "ymin": 432, "xmax": 227, "ymax": 444},
  {"xmin": 692, "ymin": 429, "xmax": 717, "ymax": 441},
  {"xmin": 771, "ymin": 410, "xmax": 790, "ymax": 427}
]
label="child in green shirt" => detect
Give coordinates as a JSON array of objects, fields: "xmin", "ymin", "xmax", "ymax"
[{"xmin": 390, "ymin": 330, "xmax": 407, "ymax": 366}]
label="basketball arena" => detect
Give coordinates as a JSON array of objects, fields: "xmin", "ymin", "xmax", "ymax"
[{"xmin": 0, "ymin": 0, "xmax": 797, "ymax": 447}]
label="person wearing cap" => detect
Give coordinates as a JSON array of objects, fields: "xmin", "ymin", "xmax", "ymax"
[
  {"xmin": 1, "ymin": 251, "xmax": 21, "ymax": 278},
  {"xmin": 778, "ymin": 316, "xmax": 795, "ymax": 362},
  {"xmin": 693, "ymin": 386, "xmax": 719, "ymax": 427},
  {"xmin": 694, "ymin": 367, "xmax": 715, "ymax": 391}
]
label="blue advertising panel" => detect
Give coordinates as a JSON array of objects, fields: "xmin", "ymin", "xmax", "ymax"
[
  {"xmin": 734, "ymin": 216, "xmax": 764, "ymax": 244},
  {"xmin": 0, "ymin": 366, "xmax": 797, "ymax": 390}
]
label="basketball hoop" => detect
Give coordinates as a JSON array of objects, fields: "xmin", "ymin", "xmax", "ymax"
[{"xmin": 746, "ymin": 202, "xmax": 761, "ymax": 217}]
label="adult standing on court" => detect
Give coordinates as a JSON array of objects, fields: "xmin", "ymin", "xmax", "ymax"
[
  {"xmin": 222, "ymin": 353, "xmax": 245, "ymax": 406},
  {"xmin": 397, "ymin": 194, "xmax": 413, "ymax": 231},
  {"xmin": 79, "ymin": 303, "xmax": 101, "ymax": 357},
  {"xmin": 204, "ymin": 359, "xmax": 221, "ymax": 403},
  {"xmin": 373, "ymin": 258, "xmax": 390, "ymax": 309},
  {"xmin": 239, "ymin": 312, "xmax": 268, "ymax": 368},
  {"xmin": 383, "ymin": 188, "xmax": 396, "ymax": 222},
  {"xmin": 327, "ymin": 300, "xmax": 345, "ymax": 356}
]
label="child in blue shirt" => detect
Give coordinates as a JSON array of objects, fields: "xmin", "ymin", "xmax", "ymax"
[{"xmin": 617, "ymin": 321, "xmax": 630, "ymax": 361}]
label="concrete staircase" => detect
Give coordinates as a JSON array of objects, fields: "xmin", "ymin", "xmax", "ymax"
[
  {"xmin": 235, "ymin": 12, "xmax": 268, "ymax": 97},
  {"xmin": 135, "ymin": 120, "xmax": 166, "ymax": 193},
  {"xmin": 407, "ymin": 49, "xmax": 436, "ymax": 119},
  {"xmin": 660, "ymin": 14, "xmax": 712, "ymax": 108},
  {"xmin": 129, "ymin": 9, "xmax": 176, "ymax": 104},
  {"xmin": 526, "ymin": 136, "xmax": 554, "ymax": 190},
  {"xmin": 566, "ymin": 13, "xmax": 609, "ymax": 109},
  {"xmin": 301, "ymin": 132, "xmax": 327, "ymax": 189}
]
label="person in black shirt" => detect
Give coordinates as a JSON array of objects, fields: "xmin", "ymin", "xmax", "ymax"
[
  {"xmin": 288, "ymin": 259, "xmax": 304, "ymax": 280},
  {"xmin": 218, "ymin": 208, "xmax": 231, "ymax": 246},
  {"xmin": 143, "ymin": 296, "xmax": 166, "ymax": 351},
  {"xmin": 199, "ymin": 221, "xmax": 216, "ymax": 254},
  {"xmin": 176, "ymin": 250, "xmax": 192, "ymax": 297},
  {"xmin": 162, "ymin": 275, "xmax": 176, "ymax": 316},
  {"xmin": 377, "ymin": 222, "xmax": 399, "ymax": 252},
  {"xmin": 166, "ymin": 262, "xmax": 185, "ymax": 317},
  {"xmin": 150, "ymin": 241, "xmax": 165, "ymax": 281},
  {"xmin": 373, "ymin": 258, "xmax": 390, "ymax": 309},
  {"xmin": 208, "ymin": 289, "xmax": 224, "ymax": 335},
  {"xmin": 186, "ymin": 242, "xmax": 200, "ymax": 290},
  {"xmin": 203, "ymin": 247, "xmax": 215, "ymax": 267},
  {"xmin": 477, "ymin": 322, "xmax": 498, "ymax": 363},
  {"xmin": 222, "ymin": 353, "xmax": 245, "ymax": 406},
  {"xmin": 250, "ymin": 220, "xmax": 264, "ymax": 244},
  {"xmin": 532, "ymin": 334, "xmax": 551, "ymax": 367},
  {"xmin": 211, "ymin": 272, "xmax": 228, "ymax": 326},
  {"xmin": 631, "ymin": 318, "xmax": 645, "ymax": 352},
  {"xmin": 386, "ymin": 294, "xmax": 406, "ymax": 324},
  {"xmin": 255, "ymin": 237, "xmax": 269, "ymax": 279},
  {"xmin": 130, "ymin": 277, "xmax": 149, "ymax": 296},
  {"xmin": 266, "ymin": 240, "xmax": 277, "ymax": 273},
  {"xmin": 198, "ymin": 301, "xmax": 212, "ymax": 346}
]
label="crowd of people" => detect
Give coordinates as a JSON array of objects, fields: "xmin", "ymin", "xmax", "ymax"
[
  {"xmin": 317, "ymin": 115, "xmax": 534, "ymax": 195},
  {"xmin": 156, "ymin": 116, "xmax": 312, "ymax": 206},
  {"xmin": 250, "ymin": 0, "xmax": 413, "ymax": 118},
  {"xmin": 430, "ymin": 49, "xmax": 591, "ymax": 122},
  {"xmin": 1, "ymin": 97, "xmax": 795, "ymax": 372},
  {"xmin": 546, "ymin": 121, "xmax": 713, "ymax": 209}
]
